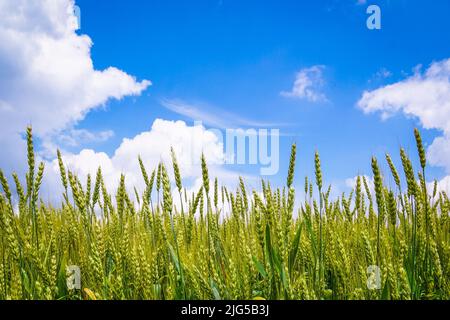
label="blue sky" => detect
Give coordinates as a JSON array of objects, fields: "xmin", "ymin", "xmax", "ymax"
[
  {"xmin": 74, "ymin": 0, "xmax": 450, "ymax": 187},
  {"xmin": 1, "ymin": 0, "xmax": 450, "ymax": 198}
]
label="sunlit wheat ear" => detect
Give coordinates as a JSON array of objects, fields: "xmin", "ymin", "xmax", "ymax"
[
  {"xmin": 414, "ymin": 128, "xmax": 426, "ymax": 170},
  {"xmin": 371, "ymin": 156, "xmax": 385, "ymax": 267},
  {"xmin": 161, "ymin": 164, "xmax": 173, "ymax": 215},
  {"xmin": 92, "ymin": 167, "xmax": 102, "ymax": 207},
  {"xmin": 191, "ymin": 186, "xmax": 203, "ymax": 214},
  {"xmin": 304, "ymin": 176, "xmax": 308, "ymax": 196},
  {"xmin": 1, "ymin": 126, "xmax": 449, "ymax": 300},
  {"xmin": 84, "ymin": 174, "xmax": 92, "ymax": 207},
  {"xmin": 170, "ymin": 147, "xmax": 182, "ymax": 193},
  {"xmin": 32, "ymin": 162, "xmax": 45, "ymax": 209},
  {"xmin": 400, "ymin": 148, "xmax": 416, "ymax": 197},
  {"xmin": 213, "ymin": 178, "xmax": 218, "ymax": 209},
  {"xmin": 149, "ymin": 169, "xmax": 156, "ymax": 192},
  {"xmin": 314, "ymin": 151, "xmax": 322, "ymax": 191},
  {"xmin": 0, "ymin": 195, "xmax": 20, "ymax": 259},
  {"xmin": 12, "ymin": 172, "xmax": 25, "ymax": 205},
  {"xmin": 385, "ymin": 153, "xmax": 401, "ymax": 190},
  {"xmin": 355, "ymin": 176, "xmax": 362, "ymax": 216},
  {"xmin": 387, "ymin": 190, "xmax": 397, "ymax": 227},
  {"xmin": 239, "ymin": 177, "xmax": 248, "ymax": 211},
  {"xmin": 57, "ymin": 150, "xmax": 68, "ymax": 192},
  {"xmin": 0, "ymin": 170, "xmax": 11, "ymax": 205},
  {"xmin": 26, "ymin": 126, "xmax": 35, "ymax": 194},
  {"xmin": 116, "ymin": 173, "xmax": 126, "ymax": 216},
  {"xmin": 432, "ymin": 180, "xmax": 438, "ymax": 198},
  {"xmin": 201, "ymin": 153, "xmax": 209, "ymax": 194},
  {"xmin": 371, "ymin": 157, "xmax": 384, "ymax": 214},
  {"xmin": 287, "ymin": 186, "xmax": 295, "ymax": 215},
  {"xmin": 138, "ymin": 156, "xmax": 150, "ymax": 187},
  {"xmin": 287, "ymin": 143, "xmax": 296, "ymax": 188},
  {"xmin": 156, "ymin": 162, "xmax": 162, "ymax": 192}
]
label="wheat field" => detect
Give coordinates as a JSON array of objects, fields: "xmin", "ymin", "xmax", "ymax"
[{"xmin": 0, "ymin": 126, "xmax": 448, "ymax": 300}]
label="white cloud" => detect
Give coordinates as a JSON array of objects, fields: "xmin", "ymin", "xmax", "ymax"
[
  {"xmin": 357, "ymin": 59, "xmax": 450, "ymax": 129},
  {"xmin": 0, "ymin": 0, "xmax": 150, "ymax": 172},
  {"xmin": 42, "ymin": 119, "xmax": 248, "ymax": 204},
  {"xmin": 357, "ymin": 58, "xmax": 450, "ymax": 191},
  {"xmin": 0, "ymin": 0, "xmax": 255, "ymax": 206},
  {"xmin": 111, "ymin": 119, "xmax": 224, "ymax": 180},
  {"xmin": 57, "ymin": 129, "xmax": 114, "ymax": 147},
  {"xmin": 281, "ymin": 65, "xmax": 327, "ymax": 102}
]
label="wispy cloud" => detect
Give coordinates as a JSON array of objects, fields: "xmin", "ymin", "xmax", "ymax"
[
  {"xmin": 57, "ymin": 129, "xmax": 114, "ymax": 147},
  {"xmin": 161, "ymin": 98, "xmax": 289, "ymax": 129},
  {"xmin": 368, "ymin": 67, "xmax": 393, "ymax": 83},
  {"xmin": 281, "ymin": 65, "xmax": 328, "ymax": 103}
]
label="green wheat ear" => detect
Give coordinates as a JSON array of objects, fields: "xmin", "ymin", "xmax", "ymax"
[
  {"xmin": 414, "ymin": 128, "xmax": 426, "ymax": 170},
  {"xmin": 0, "ymin": 170, "xmax": 12, "ymax": 205},
  {"xmin": 201, "ymin": 153, "xmax": 209, "ymax": 194},
  {"xmin": 304, "ymin": 176, "xmax": 308, "ymax": 196},
  {"xmin": 314, "ymin": 151, "xmax": 322, "ymax": 191},
  {"xmin": 26, "ymin": 126, "xmax": 35, "ymax": 197},
  {"xmin": 12, "ymin": 172, "xmax": 25, "ymax": 205},
  {"xmin": 156, "ymin": 162, "xmax": 162, "ymax": 192},
  {"xmin": 170, "ymin": 147, "xmax": 182, "ymax": 193},
  {"xmin": 387, "ymin": 190, "xmax": 397, "ymax": 227},
  {"xmin": 0, "ymin": 125, "xmax": 448, "ymax": 300},
  {"xmin": 214, "ymin": 177, "xmax": 218, "ymax": 209},
  {"xmin": 32, "ymin": 162, "xmax": 45, "ymax": 209},
  {"xmin": 138, "ymin": 155, "xmax": 150, "ymax": 187},
  {"xmin": 400, "ymin": 148, "xmax": 416, "ymax": 197},
  {"xmin": 385, "ymin": 153, "xmax": 401, "ymax": 189},
  {"xmin": 57, "ymin": 149, "xmax": 68, "ymax": 191},
  {"xmin": 92, "ymin": 167, "xmax": 102, "ymax": 206},
  {"xmin": 161, "ymin": 164, "xmax": 173, "ymax": 215},
  {"xmin": 287, "ymin": 143, "xmax": 296, "ymax": 188},
  {"xmin": 371, "ymin": 157, "xmax": 384, "ymax": 214}
]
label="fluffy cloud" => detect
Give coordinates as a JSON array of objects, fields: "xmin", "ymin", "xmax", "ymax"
[
  {"xmin": 357, "ymin": 58, "xmax": 450, "ymax": 193},
  {"xmin": 42, "ymin": 119, "xmax": 238, "ymax": 204},
  {"xmin": 0, "ymin": 0, "xmax": 150, "ymax": 171},
  {"xmin": 281, "ymin": 65, "xmax": 327, "ymax": 102},
  {"xmin": 0, "ymin": 0, "xmax": 252, "ymax": 207},
  {"xmin": 357, "ymin": 59, "xmax": 450, "ymax": 132}
]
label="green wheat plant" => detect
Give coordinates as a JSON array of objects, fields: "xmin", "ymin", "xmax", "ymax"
[{"xmin": 0, "ymin": 126, "xmax": 449, "ymax": 300}]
